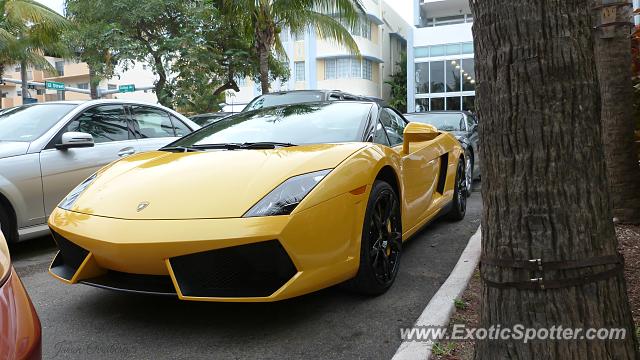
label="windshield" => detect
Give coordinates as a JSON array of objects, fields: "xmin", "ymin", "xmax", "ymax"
[
  {"xmin": 405, "ymin": 113, "xmax": 466, "ymax": 132},
  {"xmin": 244, "ymin": 92, "xmax": 324, "ymax": 112},
  {"xmin": 0, "ymin": 104, "xmax": 77, "ymax": 142},
  {"xmin": 169, "ymin": 102, "xmax": 372, "ymax": 148}
]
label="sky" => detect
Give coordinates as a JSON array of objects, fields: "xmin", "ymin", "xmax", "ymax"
[{"xmin": 35, "ymin": 0, "xmax": 414, "ymax": 25}]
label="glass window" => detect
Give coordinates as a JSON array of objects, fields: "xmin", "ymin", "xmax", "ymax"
[
  {"xmin": 362, "ymin": 60, "xmax": 372, "ymax": 80},
  {"xmin": 170, "ymin": 115, "xmax": 191, "ymax": 137},
  {"xmin": 430, "ymin": 45, "xmax": 445, "ymax": 57},
  {"xmin": 67, "ymin": 105, "xmax": 130, "ymax": 143},
  {"xmin": 373, "ymin": 121, "xmax": 391, "ymax": 146},
  {"xmin": 446, "ymin": 44, "xmax": 461, "ymax": 56},
  {"xmin": 462, "ymin": 42, "xmax": 474, "ymax": 54},
  {"xmin": 245, "ymin": 91, "xmax": 325, "ymax": 111},
  {"xmin": 76, "ymin": 83, "xmax": 89, "ymax": 90},
  {"xmin": 337, "ymin": 58, "xmax": 350, "ymax": 78},
  {"xmin": 0, "ymin": 104, "xmax": 77, "ymax": 142},
  {"xmin": 462, "ymin": 58, "xmax": 476, "ymax": 91},
  {"xmin": 295, "ymin": 61, "xmax": 305, "ymax": 81},
  {"xmin": 171, "ymin": 102, "xmax": 373, "ymax": 146},
  {"xmin": 446, "ymin": 60, "xmax": 461, "ymax": 92},
  {"xmin": 360, "ymin": 20, "xmax": 371, "ymax": 39},
  {"xmin": 131, "ymin": 106, "xmax": 175, "ymax": 139},
  {"xmin": 405, "ymin": 112, "xmax": 466, "ymax": 132},
  {"xmin": 463, "ymin": 96, "xmax": 475, "ymax": 112},
  {"xmin": 325, "ymin": 59, "xmax": 336, "ymax": 79},
  {"xmin": 431, "ymin": 97, "xmax": 445, "ymax": 111},
  {"xmin": 351, "ymin": 59, "xmax": 361, "ymax": 78},
  {"xmin": 415, "ymin": 98, "xmax": 429, "ymax": 112},
  {"xmin": 379, "ymin": 109, "xmax": 406, "ymax": 146},
  {"xmin": 446, "ymin": 96, "xmax": 461, "ymax": 111},
  {"xmin": 430, "ymin": 61, "xmax": 445, "ymax": 93},
  {"xmin": 414, "ymin": 47, "xmax": 429, "ymax": 58},
  {"xmin": 415, "ymin": 62, "xmax": 429, "ymax": 94}
]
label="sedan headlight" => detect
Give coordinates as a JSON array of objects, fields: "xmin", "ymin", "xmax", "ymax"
[
  {"xmin": 244, "ymin": 169, "xmax": 331, "ymax": 217},
  {"xmin": 58, "ymin": 173, "xmax": 97, "ymax": 211}
]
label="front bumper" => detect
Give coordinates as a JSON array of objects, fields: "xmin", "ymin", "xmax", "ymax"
[
  {"xmin": 0, "ymin": 268, "xmax": 42, "ymax": 360},
  {"xmin": 48, "ymin": 191, "xmax": 367, "ymax": 302}
]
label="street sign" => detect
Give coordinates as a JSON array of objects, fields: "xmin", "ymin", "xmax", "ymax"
[
  {"xmin": 119, "ymin": 84, "xmax": 135, "ymax": 93},
  {"xmin": 45, "ymin": 81, "xmax": 65, "ymax": 91}
]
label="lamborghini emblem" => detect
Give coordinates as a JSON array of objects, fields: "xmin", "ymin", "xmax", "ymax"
[{"xmin": 137, "ymin": 201, "xmax": 150, "ymax": 212}]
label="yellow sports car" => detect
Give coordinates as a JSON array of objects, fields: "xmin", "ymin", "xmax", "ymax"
[{"xmin": 48, "ymin": 101, "xmax": 466, "ymax": 302}]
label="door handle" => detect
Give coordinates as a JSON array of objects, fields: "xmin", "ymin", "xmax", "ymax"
[{"xmin": 118, "ymin": 147, "xmax": 136, "ymax": 157}]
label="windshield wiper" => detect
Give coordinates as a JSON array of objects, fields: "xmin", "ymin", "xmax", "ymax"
[
  {"xmin": 189, "ymin": 142, "xmax": 297, "ymax": 150},
  {"xmin": 161, "ymin": 146, "xmax": 204, "ymax": 153}
]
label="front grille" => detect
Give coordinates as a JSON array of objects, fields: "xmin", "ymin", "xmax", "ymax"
[
  {"xmin": 169, "ymin": 240, "xmax": 297, "ymax": 298},
  {"xmin": 81, "ymin": 271, "xmax": 177, "ymax": 296},
  {"xmin": 50, "ymin": 231, "xmax": 89, "ymax": 281}
]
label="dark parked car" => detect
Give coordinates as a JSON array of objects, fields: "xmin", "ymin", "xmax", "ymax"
[
  {"xmin": 404, "ymin": 111, "xmax": 480, "ymax": 194},
  {"xmin": 190, "ymin": 112, "xmax": 233, "ymax": 126},
  {"xmin": 243, "ymin": 90, "xmax": 384, "ymax": 112}
]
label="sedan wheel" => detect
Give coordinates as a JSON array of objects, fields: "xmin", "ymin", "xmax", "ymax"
[{"xmin": 465, "ymin": 155, "xmax": 473, "ymax": 196}]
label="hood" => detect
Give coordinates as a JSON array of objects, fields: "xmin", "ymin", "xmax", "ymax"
[
  {"xmin": 68, "ymin": 143, "xmax": 367, "ymax": 220},
  {"xmin": 0, "ymin": 142, "xmax": 29, "ymax": 159}
]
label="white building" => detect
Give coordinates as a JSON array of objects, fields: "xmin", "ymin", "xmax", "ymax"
[
  {"xmin": 226, "ymin": 0, "xmax": 411, "ymax": 112},
  {"xmin": 407, "ymin": 0, "xmax": 475, "ymax": 113}
]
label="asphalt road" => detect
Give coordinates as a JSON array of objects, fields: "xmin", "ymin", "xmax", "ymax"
[{"xmin": 11, "ymin": 186, "xmax": 482, "ymax": 360}]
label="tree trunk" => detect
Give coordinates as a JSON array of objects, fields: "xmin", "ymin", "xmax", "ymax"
[
  {"xmin": 254, "ymin": 13, "xmax": 275, "ymax": 95},
  {"xmin": 20, "ymin": 60, "xmax": 28, "ymax": 102},
  {"xmin": 258, "ymin": 46, "xmax": 270, "ymax": 94},
  {"xmin": 471, "ymin": 0, "xmax": 639, "ymax": 359},
  {"xmin": 89, "ymin": 66, "xmax": 99, "ymax": 99},
  {"xmin": 151, "ymin": 53, "xmax": 172, "ymax": 109},
  {"xmin": 592, "ymin": 0, "xmax": 640, "ymax": 224}
]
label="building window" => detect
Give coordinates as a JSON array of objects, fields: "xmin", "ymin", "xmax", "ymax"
[
  {"xmin": 414, "ymin": 42, "xmax": 474, "ymax": 59},
  {"xmin": 325, "ymin": 57, "xmax": 373, "ymax": 80},
  {"xmin": 77, "ymin": 83, "xmax": 89, "ymax": 90},
  {"xmin": 362, "ymin": 59, "xmax": 372, "ymax": 80},
  {"xmin": 421, "ymin": 14, "xmax": 473, "ymax": 28},
  {"xmin": 55, "ymin": 61, "xmax": 65, "ymax": 76},
  {"xmin": 416, "ymin": 58, "xmax": 475, "ymax": 96},
  {"xmin": 461, "ymin": 58, "xmax": 476, "ymax": 91},
  {"xmin": 108, "ymin": 84, "xmax": 117, "ymax": 90},
  {"xmin": 295, "ymin": 61, "xmax": 305, "ymax": 81},
  {"xmin": 446, "ymin": 60, "xmax": 461, "ymax": 92},
  {"xmin": 446, "ymin": 96, "xmax": 461, "ymax": 111}
]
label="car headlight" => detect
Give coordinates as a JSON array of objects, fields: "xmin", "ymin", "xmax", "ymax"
[
  {"xmin": 0, "ymin": 232, "xmax": 10, "ymax": 286},
  {"xmin": 244, "ymin": 169, "xmax": 331, "ymax": 217},
  {"xmin": 58, "ymin": 173, "xmax": 98, "ymax": 211}
]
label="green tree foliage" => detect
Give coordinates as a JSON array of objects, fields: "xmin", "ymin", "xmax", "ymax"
[
  {"xmin": 384, "ymin": 52, "xmax": 407, "ymax": 113},
  {"xmin": 220, "ymin": 0, "xmax": 365, "ymax": 94},
  {"xmin": 0, "ymin": 0, "xmax": 69, "ymax": 99}
]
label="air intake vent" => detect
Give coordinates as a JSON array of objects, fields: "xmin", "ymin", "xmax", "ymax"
[
  {"xmin": 436, "ymin": 153, "xmax": 449, "ymax": 194},
  {"xmin": 169, "ymin": 240, "xmax": 297, "ymax": 298},
  {"xmin": 50, "ymin": 231, "xmax": 89, "ymax": 281}
]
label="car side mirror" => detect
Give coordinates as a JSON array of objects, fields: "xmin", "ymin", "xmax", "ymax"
[
  {"xmin": 56, "ymin": 132, "xmax": 95, "ymax": 150},
  {"xmin": 402, "ymin": 122, "xmax": 439, "ymax": 154}
]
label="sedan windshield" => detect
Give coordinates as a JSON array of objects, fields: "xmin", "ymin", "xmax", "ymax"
[
  {"xmin": 169, "ymin": 102, "xmax": 372, "ymax": 148},
  {"xmin": 405, "ymin": 113, "xmax": 466, "ymax": 132},
  {"xmin": 0, "ymin": 104, "xmax": 77, "ymax": 142},
  {"xmin": 244, "ymin": 92, "xmax": 324, "ymax": 112}
]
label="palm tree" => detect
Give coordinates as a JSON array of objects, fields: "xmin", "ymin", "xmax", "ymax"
[
  {"xmin": 0, "ymin": 0, "xmax": 68, "ymax": 101},
  {"xmin": 222, "ymin": 0, "xmax": 365, "ymax": 94}
]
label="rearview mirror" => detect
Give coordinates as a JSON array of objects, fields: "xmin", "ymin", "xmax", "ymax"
[
  {"xmin": 402, "ymin": 122, "xmax": 439, "ymax": 154},
  {"xmin": 56, "ymin": 132, "xmax": 95, "ymax": 150}
]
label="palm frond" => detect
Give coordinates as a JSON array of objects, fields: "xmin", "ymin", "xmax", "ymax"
[
  {"xmin": 4, "ymin": 0, "xmax": 69, "ymax": 31},
  {"xmin": 303, "ymin": 11, "xmax": 360, "ymax": 56}
]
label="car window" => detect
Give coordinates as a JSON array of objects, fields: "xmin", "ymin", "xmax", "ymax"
[
  {"xmin": 404, "ymin": 113, "xmax": 465, "ymax": 132},
  {"xmin": 373, "ymin": 120, "xmax": 391, "ymax": 146},
  {"xmin": 66, "ymin": 105, "xmax": 130, "ymax": 143},
  {"xmin": 170, "ymin": 115, "xmax": 191, "ymax": 137},
  {"xmin": 380, "ymin": 109, "xmax": 406, "ymax": 146},
  {"xmin": 244, "ymin": 92, "xmax": 324, "ymax": 111},
  {"xmin": 465, "ymin": 115, "xmax": 475, "ymax": 131},
  {"xmin": 131, "ymin": 106, "xmax": 176, "ymax": 138}
]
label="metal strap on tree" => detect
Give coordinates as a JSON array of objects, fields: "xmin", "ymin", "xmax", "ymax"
[
  {"xmin": 479, "ymin": 254, "xmax": 624, "ymax": 290},
  {"xmin": 592, "ymin": 0, "xmax": 634, "ymax": 37}
]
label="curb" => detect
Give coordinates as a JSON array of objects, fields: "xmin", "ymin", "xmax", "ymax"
[{"xmin": 391, "ymin": 226, "xmax": 482, "ymax": 360}]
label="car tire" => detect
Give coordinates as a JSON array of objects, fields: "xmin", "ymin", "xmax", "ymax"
[
  {"xmin": 464, "ymin": 153, "xmax": 473, "ymax": 197},
  {"xmin": 0, "ymin": 205, "xmax": 16, "ymax": 243},
  {"xmin": 446, "ymin": 158, "xmax": 467, "ymax": 222},
  {"xmin": 346, "ymin": 180, "xmax": 402, "ymax": 295}
]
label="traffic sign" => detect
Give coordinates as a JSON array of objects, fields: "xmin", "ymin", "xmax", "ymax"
[
  {"xmin": 119, "ymin": 84, "xmax": 135, "ymax": 93},
  {"xmin": 45, "ymin": 81, "xmax": 65, "ymax": 91}
]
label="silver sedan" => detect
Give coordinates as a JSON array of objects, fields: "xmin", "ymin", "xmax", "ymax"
[{"xmin": 0, "ymin": 99, "xmax": 199, "ymax": 242}]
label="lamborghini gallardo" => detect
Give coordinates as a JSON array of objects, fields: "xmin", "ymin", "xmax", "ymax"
[{"xmin": 48, "ymin": 101, "xmax": 467, "ymax": 302}]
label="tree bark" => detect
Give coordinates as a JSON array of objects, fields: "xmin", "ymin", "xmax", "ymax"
[
  {"xmin": 592, "ymin": 0, "xmax": 640, "ymax": 224},
  {"xmin": 471, "ymin": 0, "xmax": 639, "ymax": 358},
  {"xmin": 258, "ymin": 46, "xmax": 270, "ymax": 94},
  {"xmin": 20, "ymin": 60, "xmax": 28, "ymax": 102},
  {"xmin": 89, "ymin": 65, "xmax": 99, "ymax": 99},
  {"xmin": 151, "ymin": 52, "xmax": 172, "ymax": 109},
  {"xmin": 255, "ymin": 11, "xmax": 275, "ymax": 95}
]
